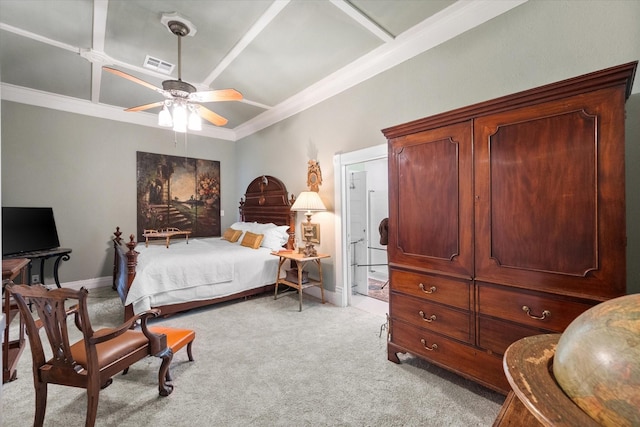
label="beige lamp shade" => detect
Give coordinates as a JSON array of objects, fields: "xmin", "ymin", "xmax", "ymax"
[{"xmin": 291, "ymin": 191, "xmax": 326, "ymax": 217}]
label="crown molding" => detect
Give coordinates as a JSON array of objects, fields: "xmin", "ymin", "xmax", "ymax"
[{"xmin": 1, "ymin": 83, "xmax": 237, "ymax": 141}]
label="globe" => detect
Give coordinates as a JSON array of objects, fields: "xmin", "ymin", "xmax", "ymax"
[{"xmin": 553, "ymin": 293, "xmax": 640, "ymax": 426}]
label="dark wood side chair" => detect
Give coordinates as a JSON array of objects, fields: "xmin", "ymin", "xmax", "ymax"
[{"xmin": 7, "ymin": 284, "xmax": 174, "ymax": 427}]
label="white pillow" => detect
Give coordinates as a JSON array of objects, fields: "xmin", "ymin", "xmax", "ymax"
[
  {"xmin": 230, "ymin": 221, "xmax": 254, "ymax": 231},
  {"xmin": 260, "ymin": 226, "xmax": 291, "ymax": 250},
  {"xmin": 249, "ymin": 222, "xmax": 277, "ymax": 234},
  {"xmin": 275, "ymin": 225, "xmax": 290, "ymax": 240}
]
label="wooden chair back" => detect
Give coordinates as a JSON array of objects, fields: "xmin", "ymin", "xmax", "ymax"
[{"xmin": 19, "ymin": 286, "xmax": 91, "ymax": 381}]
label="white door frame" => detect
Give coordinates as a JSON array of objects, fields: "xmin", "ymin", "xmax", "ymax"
[
  {"xmin": 333, "ymin": 144, "xmax": 387, "ymax": 307},
  {"xmin": 349, "ymin": 170, "xmax": 369, "ymax": 296}
]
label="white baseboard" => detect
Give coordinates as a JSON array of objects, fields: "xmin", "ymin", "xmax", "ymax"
[
  {"xmin": 57, "ymin": 276, "xmax": 112, "ymax": 291},
  {"xmin": 303, "ymin": 286, "xmax": 340, "ymax": 306}
]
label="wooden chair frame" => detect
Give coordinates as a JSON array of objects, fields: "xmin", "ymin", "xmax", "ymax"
[{"xmin": 7, "ymin": 284, "xmax": 174, "ymax": 427}]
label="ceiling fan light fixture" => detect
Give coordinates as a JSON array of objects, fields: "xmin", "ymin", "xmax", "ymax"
[
  {"xmin": 172, "ymin": 103, "xmax": 187, "ymax": 133},
  {"xmin": 158, "ymin": 101, "xmax": 201, "ymax": 132},
  {"xmin": 158, "ymin": 104, "xmax": 173, "ymax": 127},
  {"xmin": 188, "ymin": 106, "xmax": 202, "ymax": 131}
]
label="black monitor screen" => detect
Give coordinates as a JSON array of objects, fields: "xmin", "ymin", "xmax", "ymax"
[{"xmin": 2, "ymin": 207, "xmax": 60, "ymax": 256}]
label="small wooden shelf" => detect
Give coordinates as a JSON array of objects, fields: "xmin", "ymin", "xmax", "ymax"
[
  {"xmin": 278, "ymin": 277, "xmax": 322, "ymax": 291},
  {"xmin": 5, "ymin": 302, "xmax": 19, "ymax": 324},
  {"xmin": 3, "ymin": 257, "xmax": 29, "ymax": 383}
]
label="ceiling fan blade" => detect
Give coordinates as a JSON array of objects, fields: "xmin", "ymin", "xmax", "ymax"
[
  {"xmin": 103, "ymin": 67, "xmax": 163, "ymax": 93},
  {"xmin": 197, "ymin": 105, "xmax": 228, "ymax": 126},
  {"xmin": 189, "ymin": 89, "xmax": 243, "ymax": 103},
  {"xmin": 125, "ymin": 101, "xmax": 165, "ymax": 112}
]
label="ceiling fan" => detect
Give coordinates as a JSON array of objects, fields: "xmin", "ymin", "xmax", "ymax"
[{"xmin": 103, "ymin": 18, "xmax": 242, "ymax": 130}]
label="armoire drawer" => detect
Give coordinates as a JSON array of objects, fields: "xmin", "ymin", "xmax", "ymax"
[
  {"xmin": 390, "ymin": 269, "xmax": 470, "ymax": 310},
  {"xmin": 477, "ymin": 283, "xmax": 595, "ymax": 332},
  {"xmin": 390, "ymin": 293, "xmax": 472, "ymax": 343},
  {"xmin": 390, "ymin": 320, "xmax": 508, "ymax": 393},
  {"xmin": 477, "ymin": 315, "xmax": 551, "ymax": 356}
]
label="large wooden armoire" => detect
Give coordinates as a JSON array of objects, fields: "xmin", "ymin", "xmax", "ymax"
[{"xmin": 382, "ymin": 62, "xmax": 637, "ymax": 394}]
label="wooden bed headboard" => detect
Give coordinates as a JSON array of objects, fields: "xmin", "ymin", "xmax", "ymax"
[{"xmin": 239, "ymin": 175, "xmax": 296, "ymax": 249}]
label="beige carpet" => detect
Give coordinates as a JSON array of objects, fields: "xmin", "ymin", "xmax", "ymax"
[{"xmin": 2, "ymin": 287, "xmax": 504, "ymax": 426}]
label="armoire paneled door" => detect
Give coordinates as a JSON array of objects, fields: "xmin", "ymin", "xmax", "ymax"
[{"xmin": 383, "ymin": 62, "xmax": 637, "ymax": 394}]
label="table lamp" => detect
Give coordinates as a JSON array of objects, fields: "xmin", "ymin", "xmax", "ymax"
[{"xmin": 291, "ymin": 191, "xmax": 326, "ymax": 256}]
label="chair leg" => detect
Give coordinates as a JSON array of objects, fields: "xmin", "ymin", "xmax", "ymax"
[
  {"xmin": 85, "ymin": 381, "xmax": 101, "ymax": 427},
  {"xmin": 186, "ymin": 341, "xmax": 194, "ymax": 362},
  {"xmin": 34, "ymin": 382, "xmax": 47, "ymax": 427},
  {"xmin": 157, "ymin": 348, "xmax": 174, "ymax": 397}
]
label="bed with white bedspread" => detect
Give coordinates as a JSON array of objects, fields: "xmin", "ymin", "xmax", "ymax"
[{"xmin": 113, "ymin": 175, "xmax": 296, "ymax": 320}]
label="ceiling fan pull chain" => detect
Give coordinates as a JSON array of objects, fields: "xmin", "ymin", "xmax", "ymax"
[{"xmin": 177, "ymin": 33, "xmax": 182, "ymax": 81}]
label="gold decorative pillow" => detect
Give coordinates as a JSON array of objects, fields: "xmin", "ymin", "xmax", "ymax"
[
  {"xmin": 240, "ymin": 231, "xmax": 264, "ymax": 249},
  {"xmin": 222, "ymin": 228, "xmax": 242, "ymax": 243}
]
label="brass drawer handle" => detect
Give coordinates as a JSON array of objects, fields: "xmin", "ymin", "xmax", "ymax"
[
  {"xmin": 419, "ymin": 283, "xmax": 436, "ymax": 294},
  {"xmin": 522, "ymin": 305, "xmax": 551, "ymax": 320},
  {"xmin": 418, "ymin": 311, "xmax": 437, "ymax": 322},
  {"xmin": 420, "ymin": 338, "xmax": 438, "ymax": 351}
]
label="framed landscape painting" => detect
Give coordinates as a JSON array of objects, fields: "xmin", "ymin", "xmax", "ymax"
[{"xmin": 136, "ymin": 151, "xmax": 221, "ymax": 240}]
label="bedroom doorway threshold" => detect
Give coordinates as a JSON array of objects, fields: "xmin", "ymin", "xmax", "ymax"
[{"xmin": 350, "ymin": 292, "xmax": 387, "ymax": 317}]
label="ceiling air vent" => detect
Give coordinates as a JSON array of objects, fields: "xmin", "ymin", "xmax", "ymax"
[{"xmin": 143, "ymin": 55, "xmax": 174, "ymax": 74}]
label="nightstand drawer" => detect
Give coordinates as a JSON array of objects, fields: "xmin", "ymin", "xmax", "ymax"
[
  {"xmin": 390, "ymin": 293, "xmax": 472, "ymax": 343},
  {"xmin": 390, "ymin": 269, "xmax": 470, "ymax": 310},
  {"xmin": 477, "ymin": 283, "xmax": 595, "ymax": 332}
]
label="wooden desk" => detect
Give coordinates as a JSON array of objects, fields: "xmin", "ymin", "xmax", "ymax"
[
  {"xmin": 2, "ymin": 258, "xmax": 29, "ymax": 383},
  {"xmin": 272, "ymin": 251, "xmax": 330, "ymax": 311},
  {"xmin": 143, "ymin": 228, "xmax": 191, "ymax": 248}
]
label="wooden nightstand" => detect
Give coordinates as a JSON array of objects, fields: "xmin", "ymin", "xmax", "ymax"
[{"xmin": 272, "ymin": 251, "xmax": 330, "ymax": 311}]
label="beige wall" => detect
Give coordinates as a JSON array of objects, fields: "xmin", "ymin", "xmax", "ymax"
[{"xmin": 1, "ymin": 0, "xmax": 639, "ymax": 293}]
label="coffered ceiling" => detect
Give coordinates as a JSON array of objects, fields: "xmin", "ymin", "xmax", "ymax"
[{"xmin": 0, "ymin": 0, "xmax": 525, "ymax": 140}]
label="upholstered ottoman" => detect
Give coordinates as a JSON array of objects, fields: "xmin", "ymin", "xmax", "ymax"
[{"xmin": 149, "ymin": 326, "xmax": 195, "ymax": 381}]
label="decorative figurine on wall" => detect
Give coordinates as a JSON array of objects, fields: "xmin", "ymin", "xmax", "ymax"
[{"xmin": 307, "ymin": 159, "xmax": 322, "ymax": 192}]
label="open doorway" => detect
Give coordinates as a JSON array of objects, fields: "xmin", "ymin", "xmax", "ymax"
[
  {"xmin": 334, "ymin": 144, "xmax": 388, "ymax": 315},
  {"xmin": 346, "ymin": 161, "xmax": 389, "ymax": 300}
]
